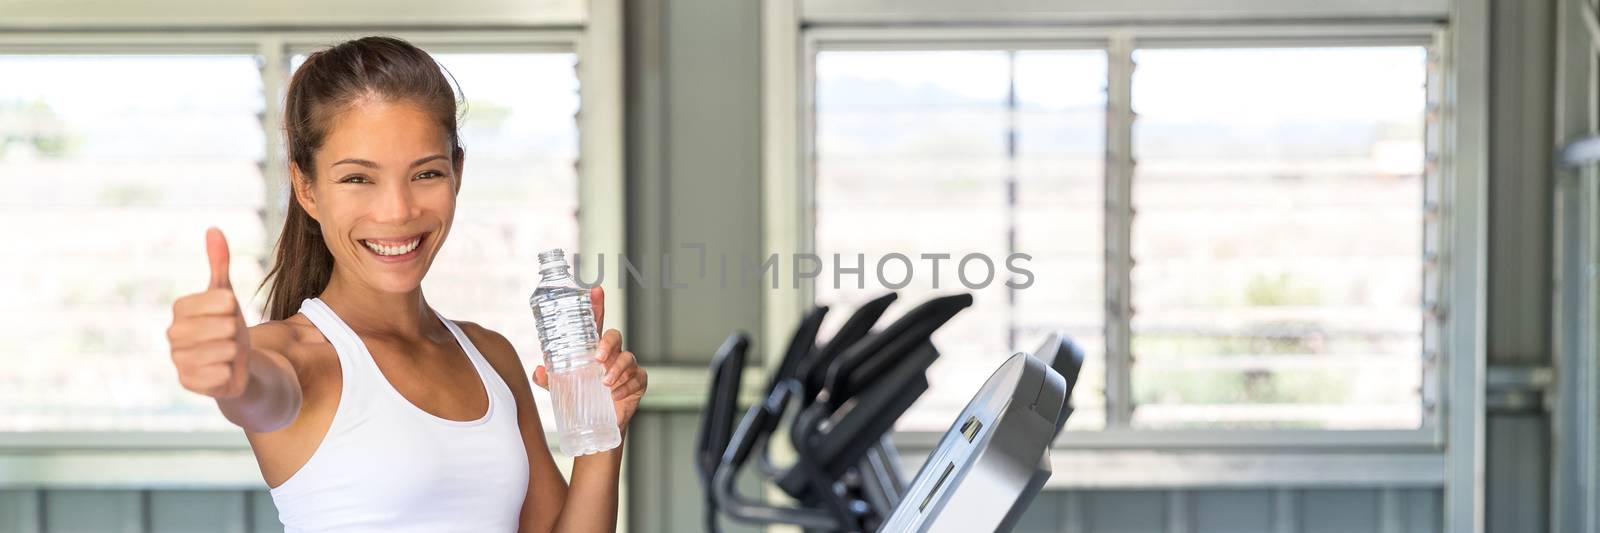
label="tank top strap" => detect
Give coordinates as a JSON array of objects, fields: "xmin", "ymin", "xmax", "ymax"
[
  {"xmin": 433, "ymin": 314, "xmax": 517, "ymax": 403},
  {"xmin": 298, "ymin": 298, "xmax": 355, "ymax": 360},
  {"xmin": 296, "ymin": 297, "xmax": 375, "ymax": 394}
]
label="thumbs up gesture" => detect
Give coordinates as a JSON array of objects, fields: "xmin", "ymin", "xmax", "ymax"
[{"xmin": 166, "ymin": 227, "xmax": 252, "ymax": 399}]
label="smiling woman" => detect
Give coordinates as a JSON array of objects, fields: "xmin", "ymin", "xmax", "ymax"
[
  {"xmin": 282, "ymin": 98, "xmax": 459, "ymax": 296},
  {"xmin": 260, "ymin": 37, "xmax": 466, "ymax": 318},
  {"xmin": 0, "ymin": 48, "xmax": 584, "ymax": 436},
  {"xmin": 161, "ymin": 36, "xmax": 644, "ymax": 533}
]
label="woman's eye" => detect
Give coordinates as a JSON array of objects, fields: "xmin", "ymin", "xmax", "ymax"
[
  {"xmin": 415, "ymin": 171, "xmax": 445, "ymax": 180},
  {"xmin": 339, "ymin": 175, "xmax": 371, "ymax": 184}
]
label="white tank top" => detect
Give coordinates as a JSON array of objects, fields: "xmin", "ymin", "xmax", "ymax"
[{"xmin": 268, "ymin": 297, "xmax": 530, "ymax": 533}]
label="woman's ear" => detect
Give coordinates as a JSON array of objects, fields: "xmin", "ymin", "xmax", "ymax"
[
  {"xmin": 452, "ymin": 147, "xmax": 466, "ymax": 195},
  {"xmin": 290, "ymin": 163, "xmax": 320, "ymax": 220}
]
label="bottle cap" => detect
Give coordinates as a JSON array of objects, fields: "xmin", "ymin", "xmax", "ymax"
[{"xmin": 538, "ymin": 249, "xmax": 571, "ymax": 277}]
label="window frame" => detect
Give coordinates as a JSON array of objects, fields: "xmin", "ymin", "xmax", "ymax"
[
  {"xmin": 0, "ymin": 21, "xmax": 627, "ymax": 488},
  {"xmin": 765, "ymin": 17, "xmax": 1482, "ymax": 486}
]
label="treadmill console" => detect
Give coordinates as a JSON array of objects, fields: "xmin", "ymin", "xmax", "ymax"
[{"xmin": 877, "ymin": 352, "xmax": 1066, "ymax": 533}]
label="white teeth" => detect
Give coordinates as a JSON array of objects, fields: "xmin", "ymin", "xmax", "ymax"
[{"xmin": 363, "ymin": 236, "xmax": 421, "ymax": 257}]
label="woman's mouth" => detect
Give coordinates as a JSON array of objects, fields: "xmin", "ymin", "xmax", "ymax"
[{"xmin": 360, "ymin": 232, "xmax": 428, "ymax": 263}]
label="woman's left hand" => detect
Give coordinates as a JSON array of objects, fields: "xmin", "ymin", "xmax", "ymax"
[{"xmin": 532, "ymin": 286, "xmax": 646, "ymax": 431}]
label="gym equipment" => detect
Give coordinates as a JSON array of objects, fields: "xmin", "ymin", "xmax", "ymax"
[
  {"xmin": 1030, "ymin": 332, "xmax": 1086, "ymax": 434},
  {"xmin": 877, "ymin": 352, "xmax": 1066, "ymax": 532},
  {"xmin": 777, "ymin": 294, "xmax": 973, "ymax": 522},
  {"xmin": 696, "ymin": 292, "xmax": 902, "ymax": 532},
  {"xmin": 695, "ymin": 332, "xmax": 750, "ymax": 531},
  {"xmin": 713, "ymin": 293, "xmax": 970, "ymax": 531},
  {"xmin": 698, "ymin": 292, "xmax": 1086, "ymax": 532}
]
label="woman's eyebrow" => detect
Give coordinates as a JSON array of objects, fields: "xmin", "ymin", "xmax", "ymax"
[
  {"xmin": 410, "ymin": 154, "xmax": 448, "ymax": 167},
  {"xmin": 331, "ymin": 158, "xmax": 378, "ymax": 168},
  {"xmin": 330, "ymin": 154, "xmax": 448, "ymax": 169}
]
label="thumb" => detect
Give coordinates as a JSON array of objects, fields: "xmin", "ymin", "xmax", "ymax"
[
  {"xmin": 206, "ymin": 227, "xmax": 232, "ymax": 290},
  {"xmin": 589, "ymin": 286, "xmax": 605, "ymax": 333}
]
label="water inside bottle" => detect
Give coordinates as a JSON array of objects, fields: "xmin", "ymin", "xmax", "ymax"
[
  {"xmin": 529, "ymin": 249, "xmax": 622, "ymax": 456},
  {"xmin": 548, "ymin": 363, "xmax": 622, "ymax": 455},
  {"xmin": 530, "ymin": 284, "xmax": 601, "ymax": 370}
]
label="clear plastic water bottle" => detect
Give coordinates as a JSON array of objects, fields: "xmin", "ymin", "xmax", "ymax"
[{"xmin": 529, "ymin": 249, "xmax": 622, "ymax": 456}]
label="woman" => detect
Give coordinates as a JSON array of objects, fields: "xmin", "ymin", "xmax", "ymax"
[{"xmin": 164, "ymin": 36, "xmax": 645, "ymax": 532}]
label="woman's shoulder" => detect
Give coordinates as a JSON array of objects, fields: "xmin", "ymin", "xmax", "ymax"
[
  {"xmin": 247, "ymin": 314, "xmax": 333, "ymax": 366},
  {"xmin": 451, "ymin": 321, "xmax": 534, "ymax": 388},
  {"xmin": 452, "ymin": 321, "xmax": 517, "ymax": 362}
]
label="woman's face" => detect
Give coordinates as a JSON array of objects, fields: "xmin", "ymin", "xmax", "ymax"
[{"xmin": 294, "ymin": 97, "xmax": 462, "ymax": 294}]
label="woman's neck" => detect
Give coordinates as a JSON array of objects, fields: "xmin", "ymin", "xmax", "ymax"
[{"xmin": 318, "ymin": 266, "xmax": 439, "ymax": 341}]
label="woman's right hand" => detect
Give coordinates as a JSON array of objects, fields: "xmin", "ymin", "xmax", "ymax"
[{"xmin": 167, "ymin": 227, "xmax": 252, "ymax": 399}]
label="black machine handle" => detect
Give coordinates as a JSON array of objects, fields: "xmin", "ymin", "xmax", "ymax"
[
  {"xmin": 823, "ymin": 293, "xmax": 973, "ymax": 405},
  {"xmin": 757, "ymin": 295, "xmax": 901, "ymax": 476},
  {"xmin": 767, "ymin": 305, "xmax": 830, "ymax": 398},
  {"xmin": 749, "ymin": 305, "xmax": 828, "ymax": 478},
  {"xmin": 695, "ymin": 331, "xmax": 750, "ymax": 533},
  {"xmin": 796, "ymin": 340, "xmax": 936, "ymax": 477},
  {"xmin": 800, "ymin": 292, "xmax": 898, "ymax": 404},
  {"xmin": 713, "ymin": 379, "xmax": 854, "ymax": 531},
  {"xmin": 708, "ymin": 293, "xmax": 973, "ymax": 533}
]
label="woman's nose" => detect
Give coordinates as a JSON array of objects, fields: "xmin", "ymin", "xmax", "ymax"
[{"xmin": 373, "ymin": 179, "xmax": 419, "ymax": 222}]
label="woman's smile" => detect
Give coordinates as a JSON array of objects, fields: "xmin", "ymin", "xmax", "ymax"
[{"xmin": 359, "ymin": 231, "xmax": 430, "ymax": 263}]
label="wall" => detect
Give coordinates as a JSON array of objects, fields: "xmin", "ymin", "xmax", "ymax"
[
  {"xmin": 0, "ymin": 0, "xmax": 1574, "ymax": 530},
  {"xmin": 0, "ymin": 490, "xmax": 279, "ymax": 533},
  {"xmin": 622, "ymin": 0, "xmax": 766, "ymax": 530},
  {"xmin": 619, "ymin": 0, "xmax": 1555, "ymax": 532},
  {"xmin": 1483, "ymin": 0, "xmax": 1557, "ymax": 531}
]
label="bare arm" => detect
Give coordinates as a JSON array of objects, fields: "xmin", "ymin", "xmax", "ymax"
[
  {"xmin": 216, "ymin": 338, "xmax": 303, "ymax": 432},
  {"xmin": 553, "ymin": 434, "xmax": 625, "ymax": 532},
  {"xmin": 167, "ymin": 228, "xmax": 304, "ymax": 433},
  {"xmin": 537, "ymin": 288, "xmax": 646, "ymax": 533},
  {"xmin": 466, "ymin": 287, "xmax": 645, "ymax": 533}
]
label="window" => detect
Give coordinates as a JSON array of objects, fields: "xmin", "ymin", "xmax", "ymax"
[
  {"xmin": 1, "ymin": 45, "xmax": 584, "ymax": 432},
  {"xmin": 813, "ymin": 49, "xmax": 1109, "ymax": 431},
  {"xmin": 809, "ymin": 43, "xmax": 1435, "ymax": 433},
  {"xmin": 0, "ymin": 55, "xmax": 269, "ymax": 430},
  {"xmin": 417, "ymin": 52, "xmax": 581, "ymax": 424},
  {"xmin": 1128, "ymin": 47, "xmax": 1429, "ymax": 429}
]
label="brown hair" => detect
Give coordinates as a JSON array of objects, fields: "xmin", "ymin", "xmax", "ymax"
[{"xmin": 258, "ymin": 36, "xmax": 464, "ymax": 321}]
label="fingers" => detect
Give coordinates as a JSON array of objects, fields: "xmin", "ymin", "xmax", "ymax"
[
  {"xmin": 602, "ymin": 350, "xmax": 636, "ymax": 387},
  {"xmin": 586, "ymin": 324, "xmax": 644, "ymax": 401},
  {"xmin": 589, "ymin": 286, "xmax": 605, "ymax": 333},
  {"xmin": 206, "ymin": 227, "xmax": 232, "ymax": 290},
  {"xmin": 173, "ymin": 289, "xmax": 241, "ymax": 318},
  {"xmin": 166, "ymin": 314, "xmax": 239, "ymax": 349},
  {"xmin": 177, "ymin": 364, "xmax": 234, "ymax": 395},
  {"xmin": 172, "ymin": 338, "xmax": 247, "ymax": 367},
  {"xmin": 532, "ymin": 365, "xmax": 549, "ymax": 390},
  {"xmin": 172, "ymin": 337, "xmax": 248, "ymax": 396},
  {"xmin": 610, "ymin": 364, "xmax": 647, "ymax": 401},
  {"xmin": 595, "ymin": 329, "xmax": 623, "ymax": 363},
  {"xmin": 179, "ymin": 363, "xmax": 246, "ymax": 398}
]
